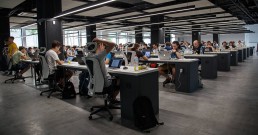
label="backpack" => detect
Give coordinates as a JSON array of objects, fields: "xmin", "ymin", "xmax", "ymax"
[
  {"xmin": 133, "ymin": 96, "xmax": 164, "ymax": 132},
  {"xmin": 62, "ymin": 81, "xmax": 76, "ymax": 99},
  {"xmin": 79, "ymin": 71, "xmax": 89, "ymax": 96}
]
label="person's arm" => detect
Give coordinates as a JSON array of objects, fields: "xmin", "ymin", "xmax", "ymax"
[
  {"xmin": 175, "ymin": 52, "xmax": 182, "ymax": 59},
  {"xmin": 55, "ymin": 50, "xmax": 64, "ymax": 65},
  {"xmin": 142, "ymin": 56, "xmax": 148, "ymax": 60},
  {"xmin": 93, "ymin": 38, "xmax": 115, "ymax": 53},
  {"xmin": 56, "ymin": 60, "xmax": 64, "ymax": 65}
]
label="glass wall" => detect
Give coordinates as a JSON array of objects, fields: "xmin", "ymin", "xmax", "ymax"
[
  {"xmin": 63, "ymin": 30, "xmax": 79, "ymax": 46},
  {"xmin": 143, "ymin": 32, "xmax": 151, "ymax": 44},
  {"xmin": 25, "ymin": 29, "xmax": 38, "ymax": 47},
  {"xmin": 10, "ymin": 29, "xmax": 23, "ymax": 46}
]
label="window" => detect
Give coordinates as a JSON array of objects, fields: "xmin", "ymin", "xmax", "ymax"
[
  {"xmin": 25, "ymin": 29, "xmax": 38, "ymax": 47},
  {"xmin": 64, "ymin": 30, "xmax": 79, "ymax": 46},
  {"xmin": 118, "ymin": 32, "xmax": 127, "ymax": 44},
  {"xmin": 10, "ymin": 29, "xmax": 22, "ymax": 46},
  {"xmin": 143, "ymin": 32, "xmax": 151, "ymax": 44},
  {"xmin": 171, "ymin": 34, "xmax": 176, "ymax": 42}
]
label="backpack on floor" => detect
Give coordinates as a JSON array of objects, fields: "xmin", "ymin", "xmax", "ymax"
[
  {"xmin": 79, "ymin": 71, "xmax": 89, "ymax": 96},
  {"xmin": 62, "ymin": 81, "xmax": 76, "ymax": 99},
  {"xmin": 133, "ymin": 96, "xmax": 164, "ymax": 132}
]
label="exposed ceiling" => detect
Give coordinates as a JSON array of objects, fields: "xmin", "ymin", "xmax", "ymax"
[{"xmin": 1, "ymin": 0, "xmax": 257, "ymax": 34}]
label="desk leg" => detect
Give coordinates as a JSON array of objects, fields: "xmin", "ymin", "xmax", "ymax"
[{"xmin": 34, "ymin": 64, "xmax": 37, "ymax": 86}]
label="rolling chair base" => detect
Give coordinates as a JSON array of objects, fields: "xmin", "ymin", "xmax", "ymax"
[
  {"xmin": 89, "ymin": 100, "xmax": 120, "ymax": 121},
  {"xmin": 4, "ymin": 76, "xmax": 29, "ymax": 83},
  {"xmin": 40, "ymin": 86, "xmax": 62, "ymax": 98}
]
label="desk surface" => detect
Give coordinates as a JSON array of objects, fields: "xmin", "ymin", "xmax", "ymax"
[
  {"xmin": 21, "ymin": 60, "xmax": 40, "ymax": 64},
  {"xmin": 205, "ymin": 52, "xmax": 230, "ymax": 54},
  {"xmin": 140, "ymin": 58, "xmax": 198, "ymax": 63},
  {"xmin": 184, "ymin": 54, "xmax": 217, "ymax": 58},
  {"xmin": 221, "ymin": 50, "xmax": 238, "ymax": 52},
  {"xmin": 59, "ymin": 62, "xmax": 158, "ymax": 76}
]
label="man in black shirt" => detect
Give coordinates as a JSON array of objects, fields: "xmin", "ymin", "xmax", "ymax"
[{"xmin": 193, "ymin": 40, "xmax": 204, "ymax": 54}]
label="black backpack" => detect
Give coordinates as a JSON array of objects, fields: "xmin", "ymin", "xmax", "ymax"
[
  {"xmin": 133, "ymin": 96, "xmax": 164, "ymax": 132},
  {"xmin": 62, "ymin": 81, "xmax": 76, "ymax": 99},
  {"xmin": 78, "ymin": 71, "xmax": 89, "ymax": 96}
]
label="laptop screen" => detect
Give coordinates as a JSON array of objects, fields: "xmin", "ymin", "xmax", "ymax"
[
  {"xmin": 109, "ymin": 59, "xmax": 122, "ymax": 68},
  {"xmin": 145, "ymin": 51, "xmax": 150, "ymax": 58},
  {"xmin": 66, "ymin": 57, "xmax": 74, "ymax": 61}
]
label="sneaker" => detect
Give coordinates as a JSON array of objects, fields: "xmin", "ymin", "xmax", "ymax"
[
  {"xmin": 163, "ymin": 77, "xmax": 172, "ymax": 87},
  {"xmin": 110, "ymin": 99, "xmax": 120, "ymax": 105}
]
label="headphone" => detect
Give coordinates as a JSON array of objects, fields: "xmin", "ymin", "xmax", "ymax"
[{"xmin": 85, "ymin": 42, "xmax": 98, "ymax": 53}]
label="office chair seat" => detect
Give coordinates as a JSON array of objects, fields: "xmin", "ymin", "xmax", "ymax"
[{"xmin": 4, "ymin": 64, "xmax": 28, "ymax": 83}]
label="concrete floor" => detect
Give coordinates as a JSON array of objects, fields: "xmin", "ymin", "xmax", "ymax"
[{"xmin": 1, "ymin": 53, "xmax": 258, "ymax": 135}]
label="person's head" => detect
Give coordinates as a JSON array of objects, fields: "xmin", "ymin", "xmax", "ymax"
[
  {"xmin": 222, "ymin": 41, "xmax": 227, "ymax": 46},
  {"xmin": 131, "ymin": 43, "xmax": 140, "ymax": 51},
  {"xmin": 51, "ymin": 40, "xmax": 62, "ymax": 52},
  {"xmin": 165, "ymin": 42, "xmax": 171, "ymax": 47},
  {"xmin": 152, "ymin": 44, "xmax": 158, "ymax": 49},
  {"xmin": 172, "ymin": 41, "xmax": 180, "ymax": 50},
  {"xmin": 207, "ymin": 41, "xmax": 212, "ymax": 46},
  {"xmin": 143, "ymin": 44, "xmax": 148, "ymax": 49},
  {"xmin": 238, "ymin": 40, "xmax": 241, "ymax": 44},
  {"xmin": 193, "ymin": 40, "xmax": 200, "ymax": 48},
  {"xmin": 19, "ymin": 46, "xmax": 26, "ymax": 53},
  {"xmin": 28, "ymin": 47, "xmax": 33, "ymax": 52},
  {"xmin": 229, "ymin": 41, "xmax": 233, "ymax": 46},
  {"xmin": 6, "ymin": 36, "xmax": 14, "ymax": 45},
  {"xmin": 63, "ymin": 45, "xmax": 67, "ymax": 50}
]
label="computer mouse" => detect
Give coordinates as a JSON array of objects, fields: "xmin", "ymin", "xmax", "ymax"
[{"xmin": 123, "ymin": 67, "xmax": 128, "ymax": 70}]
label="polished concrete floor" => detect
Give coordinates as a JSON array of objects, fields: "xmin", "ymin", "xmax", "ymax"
[{"xmin": 1, "ymin": 53, "xmax": 258, "ymax": 135}]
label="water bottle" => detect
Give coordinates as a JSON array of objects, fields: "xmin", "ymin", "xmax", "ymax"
[
  {"xmin": 180, "ymin": 51, "xmax": 184, "ymax": 59},
  {"xmin": 200, "ymin": 48, "xmax": 203, "ymax": 55},
  {"xmin": 134, "ymin": 55, "xmax": 139, "ymax": 71}
]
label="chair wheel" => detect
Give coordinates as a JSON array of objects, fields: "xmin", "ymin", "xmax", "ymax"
[
  {"xmin": 23, "ymin": 80, "xmax": 25, "ymax": 82},
  {"xmin": 12, "ymin": 81, "xmax": 14, "ymax": 83},
  {"xmin": 47, "ymin": 96, "xmax": 50, "ymax": 98},
  {"xmin": 4, "ymin": 81, "xmax": 6, "ymax": 83},
  {"xmin": 89, "ymin": 116, "xmax": 92, "ymax": 120},
  {"xmin": 109, "ymin": 116, "xmax": 113, "ymax": 121},
  {"xmin": 40, "ymin": 93, "xmax": 43, "ymax": 96},
  {"xmin": 90, "ymin": 108, "xmax": 94, "ymax": 111}
]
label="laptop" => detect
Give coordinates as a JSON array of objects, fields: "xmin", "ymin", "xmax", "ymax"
[
  {"xmin": 31, "ymin": 50, "xmax": 39, "ymax": 61},
  {"xmin": 158, "ymin": 51, "xmax": 171, "ymax": 60},
  {"xmin": 76, "ymin": 55, "xmax": 85, "ymax": 65},
  {"xmin": 66, "ymin": 56, "xmax": 74, "ymax": 61},
  {"xmin": 144, "ymin": 51, "xmax": 151, "ymax": 58},
  {"xmin": 109, "ymin": 58, "xmax": 123, "ymax": 69}
]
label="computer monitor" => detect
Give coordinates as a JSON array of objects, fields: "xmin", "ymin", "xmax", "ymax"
[{"xmin": 145, "ymin": 51, "xmax": 151, "ymax": 58}]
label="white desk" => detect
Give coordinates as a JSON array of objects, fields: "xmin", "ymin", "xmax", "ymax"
[
  {"xmin": 60, "ymin": 62, "xmax": 158, "ymax": 76},
  {"xmin": 21, "ymin": 60, "xmax": 40, "ymax": 86},
  {"xmin": 58, "ymin": 62, "xmax": 159, "ymax": 127},
  {"xmin": 205, "ymin": 52, "xmax": 231, "ymax": 71},
  {"xmin": 140, "ymin": 58, "xmax": 199, "ymax": 92}
]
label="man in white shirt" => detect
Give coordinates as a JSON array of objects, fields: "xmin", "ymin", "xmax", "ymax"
[{"xmin": 45, "ymin": 40, "xmax": 73, "ymax": 88}]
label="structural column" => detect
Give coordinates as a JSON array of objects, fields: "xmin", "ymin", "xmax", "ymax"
[
  {"xmin": 192, "ymin": 26, "xmax": 201, "ymax": 43},
  {"xmin": 86, "ymin": 25, "xmax": 96, "ymax": 42},
  {"xmin": 0, "ymin": 16, "xmax": 10, "ymax": 47},
  {"xmin": 37, "ymin": 0, "xmax": 62, "ymax": 51},
  {"xmin": 150, "ymin": 15, "xmax": 164, "ymax": 45},
  {"xmin": 135, "ymin": 27, "xmax": 143, "ymax": 43},
  {"xmin": 213, "ymin": 28, "xmax": 219, "ymax": 44}
]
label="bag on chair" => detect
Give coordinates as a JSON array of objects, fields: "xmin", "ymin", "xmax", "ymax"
[
  {"xmin": 79, "ymin": 71, "xmax": 89, "ymax": 96},
  {"xmin": 62, "ymin": 81, "xmax": 76, "ymax": 99},
  {"xmin": 133, "ymin": 96, "xmax": 164, "ymax": 132}
]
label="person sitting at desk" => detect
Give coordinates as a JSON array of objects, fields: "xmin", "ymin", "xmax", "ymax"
[
  {"xmin": 164, "ymin": 42, "xmax": 172, "ymax": 51},
  {"xmin": 87, "ymin": 38, "xmax": 120, "ymax": 104},
  {"xmin": 27, "ymin": 47, "xmax": 35, "ymax": 57},
  {"xmin": 12, "ymin": 46, "xmax": 30, "ymax": 78},
  {"xmin": 105, "ymin": 52, "xmax": 112, "ymax": 64},
  {"xmin": 192, "ymin": 40, "xmax": 204, "ymax": 54},
  {"xmin": 221, "ymin": 41, "xmax": 229, "ymax": 50},
  {"xmin": 204, "ymin": 41, "xmax": 215, "ymax": 52},
  {"xmin": 151, "ymin": 43, "xmax": 159, "ymax": 54},
  {"xmin": 158, "ymin": 41, "xmax": 182, "ymax": 86},
  {"xmin": 45, "ymin": 41, "xmax": 73, "ymax": 89},
  {"xmin": 229, "ymin": 41, "xmax": 236, "ymax": 49},
  {"xmin": 131, "ymin": 43, "xmax": 148, "ymax": 60}
]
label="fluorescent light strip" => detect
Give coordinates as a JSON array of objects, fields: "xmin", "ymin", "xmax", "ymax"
[
  {"xmin": 21, "ymin": 23, "xmax": 37, "ymax": 28},
  {"xmin": 95, "ymin": 7, "xmax": 195, "ymax": 25},
  {"xmin": 54, "ymin": 0, "xmax": 116, "ymax": 19}
]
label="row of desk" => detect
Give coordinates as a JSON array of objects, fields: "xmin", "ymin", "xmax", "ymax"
[{"xmin": 21, "ymin": 46, "xmax": 254, "ymax": 128}]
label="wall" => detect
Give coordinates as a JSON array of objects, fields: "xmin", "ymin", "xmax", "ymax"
[
  {"xmin": 176, "ymin": 33, "xmax": 245, "ymax": 45},
  {"xmin": 245, "ymin": 24, "xmax": 258, "ymax": 47}
]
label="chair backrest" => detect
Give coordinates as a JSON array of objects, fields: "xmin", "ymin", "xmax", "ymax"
[
  {"xmin": 125, "ymin": 51, "xmax": 136, "ymax": 64},
  {"xmin": 84, "ymin": 56, "xmax": 104, "ymax": 96},
  {"xmin": 39, "ymin": 55, "xmax": 50, "ymax": 80}
]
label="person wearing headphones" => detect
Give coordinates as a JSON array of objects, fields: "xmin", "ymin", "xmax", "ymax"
[{"xmin": 86, "ymin": 38, "xmax": 120, "ymax": 104}]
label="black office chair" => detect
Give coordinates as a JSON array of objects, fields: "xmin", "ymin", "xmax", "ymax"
[
  {"xmin": 39, "ymin": 55, "xmax": 62, "ymax": 98},
  {"xmin": 85, "ymin": 57, "xmax": 120, "ymax": 121},
  {"xmin": 4, "ymin": 59, "xmax": 29, "ymax": 83}
]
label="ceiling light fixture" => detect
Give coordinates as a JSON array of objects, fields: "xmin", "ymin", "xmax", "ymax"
[
  {"xmin": 54, "ymin": 0, "xmax": 116, "ymax": 19},
  {"xmin": 21, "ymin": 23, "xmax": 37, "ymax": 29}
]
